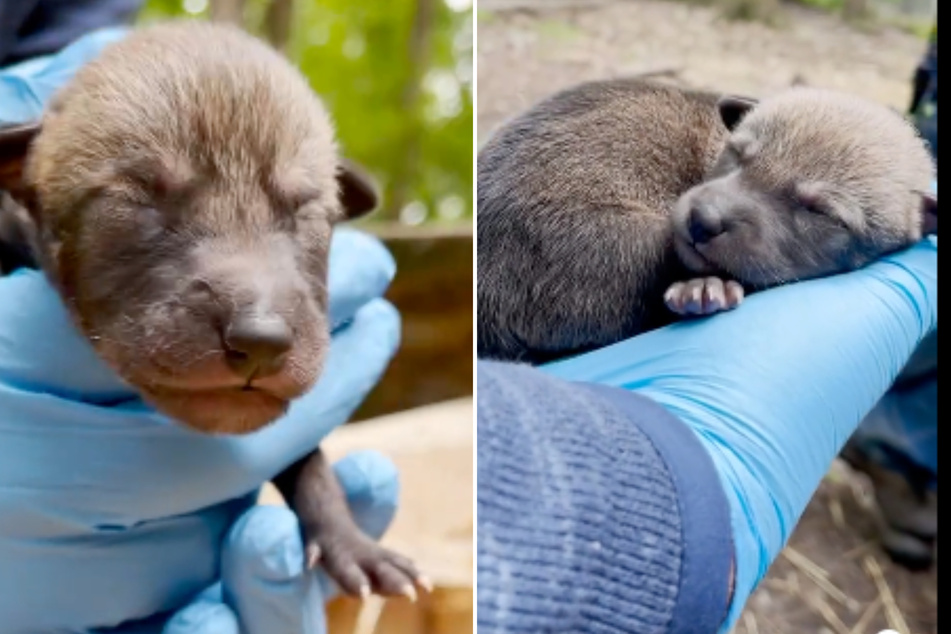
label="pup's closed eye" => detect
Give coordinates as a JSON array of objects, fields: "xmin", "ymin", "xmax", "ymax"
[
  {"xmin": 793, "ymin": 182, "xmax": 832, "ymax": 217},
  {"xmin": 274, "ymin": 184, "xmax": 325, "ymax": 213},
  {"xmin": 116, "ymin": 155, "xmax": 199, "ymax": 204},
  {"xmin": 797, "ymin": 194, "xmax": 827, "ymax": 216},
  {"xmin": 794, "ymin": 185, "xmax": 859, "ymax": 232}
]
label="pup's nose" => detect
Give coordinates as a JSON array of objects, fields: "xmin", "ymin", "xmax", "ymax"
[
  {"xmin": 688, "ymin": 204, "xmax": 725, "ymax": 244},
  {"xmin": 224, "ymin": 315, "xmax": 293, "ymax": 379}
]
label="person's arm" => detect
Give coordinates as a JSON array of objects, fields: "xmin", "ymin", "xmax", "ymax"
[
  {"xmin": 477, "ymin": 359, "xmax": 733, "ymax": 634},
  {"xmin": 477, "ymin": 235, "xmax": 937, "ymax": 633},
  {"xmin": 0, "ymin": 0, "xmax": 142, "ymax": 68},
  {"xmin": 0, "ymin": 25, "xmax": 129, "ymax": 126}
]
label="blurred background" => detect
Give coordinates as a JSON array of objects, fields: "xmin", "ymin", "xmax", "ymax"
[
  {"xmin": 477, "ymin": 1, "xmax": 935, "ymax": 633},
  {"xmin": 143, "ymin": 0, "xmax": 475, "ymax": 423},
  {"xmin": 479, "ymin": 0, "xmax": 934, "ymax": 139}
]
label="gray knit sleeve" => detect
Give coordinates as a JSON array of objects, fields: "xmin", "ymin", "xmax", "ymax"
[{"xmin": 477, "ymin": 360, "xmax": 733, "ymax": 634}]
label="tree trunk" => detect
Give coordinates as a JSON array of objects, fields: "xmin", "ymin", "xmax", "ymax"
[
  {"xmin": 264, "ymin": 0, "xmax": 295, "ymax": 54},
  {"xmin": 385, "ymin": 0, "xmax": 438, "ymax": 221},
  {"xmin": 209, "ymin": 0, "xmax": 246, "ymax": 27}
]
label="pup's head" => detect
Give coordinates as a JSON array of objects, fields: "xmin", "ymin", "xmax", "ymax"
[
  {"xmin": 0, "ymin": 23, "xmax": 378, "ymax": 434},
  {"xmin": 672, "ymin": 87, "xmax": 937, "ymax": 287}
]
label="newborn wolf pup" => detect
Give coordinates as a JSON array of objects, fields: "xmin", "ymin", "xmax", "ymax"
[
  {"xmin": 477, "ymin": 79, "xmax": 937, "ymax": 364},
  {"xmin": 0, "ymin": 23, "xmax": 427, "ymax": 602}
]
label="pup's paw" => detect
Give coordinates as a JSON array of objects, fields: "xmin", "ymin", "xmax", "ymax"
[
  {"xmin": 664, "ymin": 277, "xmax": 744, "ymax": 316},
  {"xmin": 305, "ymin": 524, "xmax": 430, "ymax": 601}
]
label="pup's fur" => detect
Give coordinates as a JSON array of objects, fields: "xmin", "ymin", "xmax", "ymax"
[
  {"xmin": 0, "ymin": 22, "xmax": 425, "ymax": 609},
  {"xmin": 477, "ymin": 79, "xmax": 937, "ymax": 363}
]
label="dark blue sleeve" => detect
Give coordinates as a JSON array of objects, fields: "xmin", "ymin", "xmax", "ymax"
[
  {"xmin": 0, "ymin": 0, "xmax": 143, "ymax": 67},
  {"xmin": 477, "ymin": 360, "xmax": 734, "ymax": 634}
]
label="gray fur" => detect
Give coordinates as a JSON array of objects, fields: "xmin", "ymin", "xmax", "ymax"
[{"xmin": 477, "ymin": 79, "xmax": 937, "ymax": 364}]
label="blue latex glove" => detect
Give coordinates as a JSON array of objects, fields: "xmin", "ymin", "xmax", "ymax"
[
  {"xmin": 543, "ymin": 236, "xmax": 938, "ymax": 633},
  {"xmin": 0, "ymin": 228, "xmax": 402, "ymax": 634},
  {"xmin": 0, "ymin": 26, "xmax": 130, "ymax": 126},
  {"xmin": 1, "ymin": 28, "xmax": 404, "ymax": 634}
]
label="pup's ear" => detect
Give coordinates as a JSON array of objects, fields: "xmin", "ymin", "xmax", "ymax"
[
  {"xmin": 337, "ymin": 158, "xmax": 379, "ymax": 220},
  {"xmin": 0, "ymin": 192, "xmax": 39, "ymax": 273},
  {"xmin": 920, "ymin": 191, "xmax": 937, "ymax": 236},
  {"xmin": 717, "ymin": 95, "xmax": 758, "ymax": 131},
  {"xmin": 0, "ymin": 121, "xmax": 41, "ymax": 206}
]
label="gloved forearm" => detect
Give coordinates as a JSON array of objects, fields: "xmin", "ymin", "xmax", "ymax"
[{"xmin": 543, "ymin": 237, "xmax": 938, "ymax": 632}]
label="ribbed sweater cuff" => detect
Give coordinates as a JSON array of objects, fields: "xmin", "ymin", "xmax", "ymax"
[{"xmin": 477, "ymin": 360, "xmax": 733, "ymax": 633}]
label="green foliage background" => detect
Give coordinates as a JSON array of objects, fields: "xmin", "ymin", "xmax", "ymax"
[{"xmin": 140, "ymin": 0, "xmax": 473, "ymax": 224}]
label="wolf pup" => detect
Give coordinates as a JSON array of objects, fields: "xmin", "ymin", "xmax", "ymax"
[
  {"xmin": 477, "ymin": 79, "xmax": 937, "ymax": 363},
  {"xmin": 0, "ymin": 22, "xmax": 427, "ymax": 602}
]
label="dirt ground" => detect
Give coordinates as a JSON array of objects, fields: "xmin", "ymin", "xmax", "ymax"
[
  {"xmin": 476, "ymin": 2, "xmax": 937, "ymax": 632},
  {"xmin": 477, "ymin": 0, "xmax": 928, "ymax": 138}
]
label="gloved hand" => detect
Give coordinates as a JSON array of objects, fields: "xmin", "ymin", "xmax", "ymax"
[
  {"xmin": 542, "ymin": 235, "xmax": 938, "ymax": 633},
  {"xmin": 1, "ymin": 27, "xmax": 404, "ymax": 634},
  {"xmin": 0, "ymin": 228, "xmax": 402, "ymax": 634}
]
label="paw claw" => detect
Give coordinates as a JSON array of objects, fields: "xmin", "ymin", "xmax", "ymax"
[
  {"xmin": 304, "ymin": 526, "xmax": 422, "ymax": 599},
  {"xmin": 305, "ymin": 544, "xmax": 321, "ymax": 570},
  {"xmin": 417, "ymin": 575, "xmax": 434, "ymax": 593},
  {"xmin": 665, "ymin": 277, "xmax": 743, "ymax": 316}
]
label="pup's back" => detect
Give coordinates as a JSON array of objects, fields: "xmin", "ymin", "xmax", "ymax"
[{"xmin": 477, "ymin": 80, "xmax": 726, "ymax": 363}]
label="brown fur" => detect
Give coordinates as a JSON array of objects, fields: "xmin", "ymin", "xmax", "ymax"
[
  {"xmin": 0, "ymin": 21, "xmax": 425, "ymax": 608},
  {"xmin": 6, "ymin": 23, "xmax": 353, "ymax": 433},
  {"xmin": 477, "ymin": 79, "xmax": 937, "ymax": 364}
]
